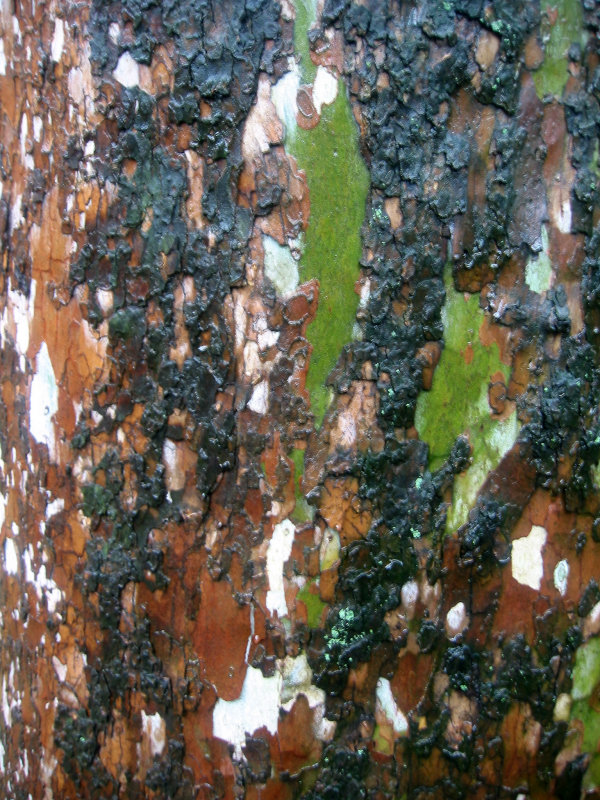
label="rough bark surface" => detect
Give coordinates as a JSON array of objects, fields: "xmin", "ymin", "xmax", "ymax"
[{"xmin": 1, "ymin": 0, "xmax": 600, "ymax": 798}]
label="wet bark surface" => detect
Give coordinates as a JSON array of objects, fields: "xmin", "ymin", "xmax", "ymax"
[{"xmin": 1, "ymin": 0, "xmax": 600, "ymax": 798}]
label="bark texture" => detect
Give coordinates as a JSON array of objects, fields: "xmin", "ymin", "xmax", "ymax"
[{"xmin": 1, "ymin": 0, "xmax": 600, "ymax": 798}]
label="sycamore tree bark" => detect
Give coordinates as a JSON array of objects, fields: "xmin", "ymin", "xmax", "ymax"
[{"xmin": 1, "ymin": 0, "xmax": 600, "ymax": 798}]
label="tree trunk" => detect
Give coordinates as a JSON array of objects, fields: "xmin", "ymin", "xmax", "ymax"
[{"xmin": 1, "ymin": 0, "xmax": 600, "ymax": 797}]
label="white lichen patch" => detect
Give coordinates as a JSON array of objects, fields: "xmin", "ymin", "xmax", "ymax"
[
  {"xmin": 257, "ymin": 328, "xmax": 279, "ymax": 350},
  {"xmin": 51, "ymin": 18, "xmax": 64, "ymax": 62},
  {"xmin": 3, "ymin": 538, "xmax": 18, "ymax": 575},
  {"xmin": 336, "ymin": 408, "xmax": 357, "ymax": 448},
  {"xmin": 263, "ymin": 235, "xmax": 299, "ymax": 297},
  {"xmin": 1, "ymin": 281, "xmax": 36, "ymax": 367},
  {"xmin": 312, "ymin": 66, "xmax": 338, "ymax": 114},
  {"xmin": 96, "ymin": 288, "xmax": 113, "ymax": 315},
  {"xmin": 242, "ymin": 74, "xmax": 283, "ymax": 162},
  {"xmin": 401, "ymin": 580, "xmax": 419, "ymax": 618},
  {"xmin": 68, "ymin": 67, "xmax": 84, "ymax": 105},
  {"xmin": 280, "ymin": 652, "xmax": 325, "ymax": 710},
  {"xmin": 359, "ymin": 278, "xmax": 371, "ymax": 308},
  {"xmin": 312, "ymin": 704, "xmax": 337, "ymax": 741},
  {"xmin": 375, "ymin": 678, "xmax": 408, "ymax": 736},
  {"xmin": 511, "ymin": 525, "xmax": 547, "ymax": 591},
  {"xmin": 266, "ymin": 518, "xmax": 295, "ymax": 618},
  {"xmin": 584, "ymin": 600, "xmax": 600, "ymax": 639},
  {"xmin": 162, "ymin": 439, "xmax": 185, "ymax": 492},
  {"xmin": 23, "ymin": 544, "xmax": 63, "ymax": 614},
  {"xmin": 52, "ymin": 656, "xmax": 67, "ymax": 684},
  {"xmin": 241, "ymin": 342, "xmax": 261, "ymax": 385},
  {"xmin": 525, "ymin": 225, "xmax": 552, "ymax": 293},
  {"xmin": 247, "ymin": 380, "xmax": 269, "ymax": 415},
  {"xmin": 0, "ymin": 39, "xmax": 6, "ymax": 75},
  {"xmin": 141, "ymin": 711, "xmax": 166, "ymax": 757},
  {"xmin": 553, "ymin": 692, "xmax": 572, "ymax": 722},
  {"xmin": 29, "ymin": 342, "xmax": 59, "ymax": 459},
  {"xmin": 445, "ymin": 602, "xmax": 469, "ymax": 638},
  {"xmin": 108, "ymin": 22, "xmax": 120, "ymax": 44},
  {"xmin": 213, "ymin": 665, "xmax": 282, "ymax": 758},
  {"xmin": 19, "ymin": 114, "xmax": 28, "ymax": 163},
  {"xmin": 10, "ymin": 193, "xmax": 22, "ymax": 233},
  {"xmin": 254, "ymin": 315, "xmax": 280, "ymax": 351},
  {"xmin": 553, "ymin": 559, "xmax": 569, "ymax": 597},
  {"xmin": 271, "ymin": 60, "xmax": 300, "ymax": 141},
  {"xmin": 215, "ymin": 652, "xmax": 334, "ymax": 756},
  {"xmin": 113, "ymin": 52, "xmax": 140, "ymax": 88},
  {"xmin": 33, "ymin": 115, "xmax": 42, "ymax": 141}
]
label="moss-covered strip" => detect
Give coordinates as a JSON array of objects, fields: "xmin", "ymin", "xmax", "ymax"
[
  {"xmin": 533, "ymin": 0, "xmax": 585, "ymax": 98},
  {"xmin": 289, "ymin": 1, "xmax": 369, "ymax": 424},
  {"xmin": 415, "ymin": 264, "xmax": 517, "ymax": 531}
]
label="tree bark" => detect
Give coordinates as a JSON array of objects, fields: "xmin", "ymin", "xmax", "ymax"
[{"xmin": 1, "ymin": 0, "xmax": 600, "ymax": 798}]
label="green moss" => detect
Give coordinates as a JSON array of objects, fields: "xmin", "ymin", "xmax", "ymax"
[
  {"xmin": 583, "ymin": 754, "xmax": 600, "ymax": 791},
  {"xmin": 572, "ymin": 637, "xmax": 600, "ymax": 700},
  {"xmin": 289, "ymin": 2, "xmax": 369, "ymax": 424},
  {"xmin": 572, "ymin": 697, "xmax": 600, "ymax": 750},
  {"xmin": 297, "ymin": 579, "xmax": 327, "ymax": 628},
  {"xmin": 415, "ymin": 265, "xmax": 517, "ymax": 532},
  {"xmin": 294, "ymin": 0, "xmax": 317, "ymax": 82},
  {"xmin": 533, "ymin": 0, "xmax": 585, "ymax": 99},
  {"xmin": 571, "ymin": 638, "xmax": 600, "ymax": 789}
]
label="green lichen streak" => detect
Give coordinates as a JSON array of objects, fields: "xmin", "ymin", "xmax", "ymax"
[
  {"xmin": 571, "ymin": 637, "xmax": 600, "ymax": 789},
  {"xmin": 533, "ymin": 0, "xmax": 584, "ymax": 98},
  {"xmin": 294, "ymin": 0, "xmax": 317, "ymax": 82},
  {"xmin": 297, "ymin": 579, "xmax": 327, "ymax": 628},
  {"xmin": 415, "ymin": 265, "xmax": 517, "ymax": 531},
  {"xmin": 290, "ymin": 0, "xmax": 369, "ymax": 424},
  {"xmin": 291, "ymin": 446, "xmax": 312, "ymax": 522}
]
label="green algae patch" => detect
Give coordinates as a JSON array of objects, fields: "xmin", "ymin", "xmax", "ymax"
[
  {"xmin": 583, "ymin": 756, "xmax": 600, "ymax": 793},
  {"xmin": 571, "ymin": 638, "xmax": 600, "ymax": 789},
  {"xmin": 372, "ymin": 724, "xmax": 394, "ymax": 756},
  {"xmin": 415, "ymin": 267, "xmax": 518, "ymax": 532},
  {"xmin": 289, "ymin": 1, "xmax": 369, "ymax": 425},
  {"xmin": 293, "ymin": 88, "xmax": 368, "ymax": 423},
  {"xmin": 297, "ymin": 579, "xmax": 327, "ymax": 628},
  {"xmin": 533, "ymin": 0, "xmax": 585, "ymax": 99},
  {"xmin": 294, "ymin": 0, "xmax": 318, "ymax": 82},
  {"xmin": 572, "ymin": 637, "xmax": 600, "ymax": 700}
]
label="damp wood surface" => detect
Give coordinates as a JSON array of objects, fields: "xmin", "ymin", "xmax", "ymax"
[{"xmin": 1, "ymin": 0, "xmax": 600, "ymax": 799}]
